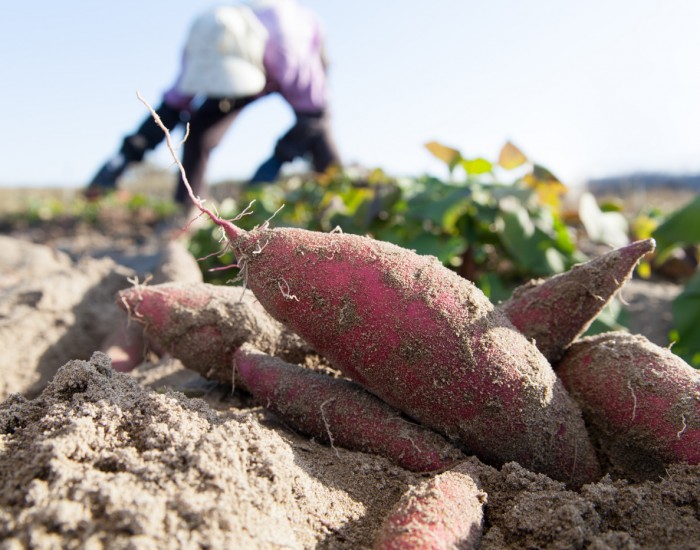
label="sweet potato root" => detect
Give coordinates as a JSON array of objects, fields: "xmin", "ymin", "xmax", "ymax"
[
  {"xmin": 117, "ymin": 282, "xmax": 312, "ymax": 384},
  {"xmin": 234, "ymin": 344, "xmax": 464, "ymax": 472},
  {"xmin": 556, "ymin": 331, "xmax": 700, "ymax": 480},
  {"xmin": 500, "ymin": 239, "xmax": 655, "ymax": 362},
  {"xmin": 191, "ymin": 215, "xmax": 600, "ymax": 486},
  {"xmin": 142, "ymin": 102, "xmax": 600, "ymax": 486},
  {"xmin": 374, "ymin": 462, "xmax": 487, "ymax": 549}
]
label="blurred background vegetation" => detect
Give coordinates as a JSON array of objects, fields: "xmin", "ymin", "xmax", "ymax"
[{"xmin": 2, "ymin": 142, "xmax": 698, "ymax": 367}]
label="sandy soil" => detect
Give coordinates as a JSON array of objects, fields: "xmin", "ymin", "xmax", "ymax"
[{"xmin": 1, "ymin": 219, "xmax": 698, "ymax": 549}]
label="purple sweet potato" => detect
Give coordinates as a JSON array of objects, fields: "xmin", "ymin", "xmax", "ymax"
[
  {"xmin": 144, "ymin": 105, "xmax": 601, "ymax": 486},
  {"xmin": 184, "ymin": 214, "xmax": 600, "ymax": 487},
  {"xmin": 374, "ymin": 462, "xmax": 487, "ymax": 550},
  {"xmin": 234, "ymin": 343, "xmax": 464, "ymax": 472},
  {"xmin": 556, "ymin": 331, "xmax": 700, "ymax": 480},
  {"xmin": 117, "ymin": 282, "xmax": 312, "ymax": 384},
  {"xmin": 500, "ymin": 239, "xmax": 655, "ymax": 362}
]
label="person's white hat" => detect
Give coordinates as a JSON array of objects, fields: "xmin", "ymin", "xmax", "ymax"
[{"xmin": 178, "ymin": 5, "xmax": 268, "ymax": 98}]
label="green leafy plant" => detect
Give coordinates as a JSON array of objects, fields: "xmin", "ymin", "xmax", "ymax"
[
  {"xmin": 191, "ymin": 141, "xmax": 587, "ymax": 305},
  {"xmin": 670, "ymin": 271, "xmax": 700, "ymax": 367},
  {"xmin": 651, "ymin": 196, "xmax": 700, "ymax": 366},
  {"xmin": 3, "ymin": 190, "xmax": 179, "ymax": 231},
  {"xmin": 652, "ymin": 195, "xmax": 700, "ymax": 262}
]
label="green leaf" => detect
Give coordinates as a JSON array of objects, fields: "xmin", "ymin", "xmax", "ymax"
[
  {"xmin": 478, "ymin": 272, "xmax": 514, "ymax": 304},
  {"xmin": 127, "ymin": 193, "xmax": 148, "ymax": 209},
  {"xmin": 583, "ymin": 298, "xmax": 629, "ymax": 336},
  {"xmin": 549, "ymin": 211, "xmax": 577, "ymax": 255},
  {"xmin": 496, "ymin": 196, "xmax": 565, "ymax": 275},
  {"xmin": 541, "ymin": 247, "xmax": 567, "ymax": 273},
  {"xmin": 578, "ymin": 192, "xmax": 629, "ymax": 248},
  {"xmin": 652, "ymin": 194, "xmax": 700, "ymax": 260},
  {"xmin": 670, "ymin": 270, "xmax": 700, "ymax": 367},
  {"xmin": 403, "ymin": 185, "xmax": 471, "ymax": 230},
  {"xmin": 403, "ymin": 233, "xmax": 467, "ymax": 263},
  {"xmin": 460, "ymin": 157, "xmax": 493, "ymax": 176},
  {"xmin": 340, "ymin": 186, "xmax": 374, "ymax": 216}
]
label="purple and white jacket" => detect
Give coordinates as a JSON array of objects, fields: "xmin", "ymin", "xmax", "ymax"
[{"xmin": 163, "ymin": 0, "xmax": 328, "ymax": 114}]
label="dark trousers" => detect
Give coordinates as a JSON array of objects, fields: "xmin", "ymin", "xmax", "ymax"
[
  {"xmin": 175, "ymin": 97, "xmax": 254, "ymax": 204},
  {"xmin": 113, "ymin": 97, "xmax": 341, "ymax": 205},
  {"xmin": 273, "ymin": 111, "xmax": 341, "ymax": 170},
  {"xmin": 121, "ymin": 102, "xmax": 184, "ymax": 163},
  {"xmin": 175, "ymin": 98, "xmax": 341, "ymax": 203}
]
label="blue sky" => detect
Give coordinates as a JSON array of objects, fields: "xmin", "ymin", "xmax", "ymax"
[{"xmin": 1, "ymin": 1, "xmax": 699, "ymax": 188}]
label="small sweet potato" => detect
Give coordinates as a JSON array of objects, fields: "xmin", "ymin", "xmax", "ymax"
[
  {"xmin": 500, "ymin": 239, "xmax": 655, "ymax": 362},
  {"xmin": 374, "ymin": 462, "xmax": 487, "ymax": 550},
  {"xmin": 117, "ymin": 282, "xmax": 312, "ymax": 384},
  {"xmin": 100, "ymin": 323, "xmax": 146, "ymax": 373},
  {"xmin": 234, "ymin": 344, "xmax": 464, "ymax": 472},
  {"xmin": 556, "ymin": 331, "xmax": 700, "ymax": 480}
]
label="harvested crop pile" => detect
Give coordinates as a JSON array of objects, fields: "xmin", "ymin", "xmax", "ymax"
[
  {"xmin": 233, "ymin": 344, "xmax": 465, "ymax": 473},
  {"xmin": 374, "ymin": 462, "xmax": 487, "ymax": 549},
  {"xmin": 189, "ymin": 204, "xmax": 601, "ymax": 487}
]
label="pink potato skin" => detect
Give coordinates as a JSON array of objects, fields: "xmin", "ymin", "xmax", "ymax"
[
  {"xmin": 117, "ymin": 282, "xmax": 311, "ymax": 383},
  {"xmin": 120, "ymin": 284, "xmax": 212, "ymax": 332},
  {"xmin": 234, "ymin": 344, "xmax": 464, "ymax": 472},
  {"xmin": 500, "ymin": 239, "xmax": 655, "ymax": 362},
  {"xmin": 224, "ymin": 225, "xmax": 600, "ymax": 487},
  {"xmin": 374, "ymin": 463, "xmax": 486, "ymax": 550},
  {"xmin": 557, "ymin": 332, "xmax": 700, "ymax": 479}
]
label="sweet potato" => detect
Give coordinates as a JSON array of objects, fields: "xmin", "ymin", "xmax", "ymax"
[
  {"xmin": 100, "ymin": 323, "xmax": 145, "ymax": 373},
  {"xmin": 117, "ymin": 282, "xmax": 312, "ymax": 384},
  {"xmin": 185, "ymin": 215, "xmax": 600, "ymax": 486},
  {"xmin": 500, "ymin": 239, "xmax": 655, "ymax": 362},
  {"xmin": 145, "ymin": 103, "xmax": 600, "ymax": 486},
  {"xmin": 234, "ymin": 344, "xmax": 464, "ymax": 472},
  {"xmin": 374, "ymin": 462, "xmax": 487, "ymax": 549},
  {"xmin": 556, "ymin": 331, "xmax": 700, "ymax": 480}
]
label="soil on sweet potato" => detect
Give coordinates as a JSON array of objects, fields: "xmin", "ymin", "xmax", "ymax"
[{"xmin": 1, "ymin": 214, "xmax": 697, "ymax": 548}]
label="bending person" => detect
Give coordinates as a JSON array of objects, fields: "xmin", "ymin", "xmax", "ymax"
[{"xmin": 87, "ymin": 0, "xmax": 341, "ymax": 206}]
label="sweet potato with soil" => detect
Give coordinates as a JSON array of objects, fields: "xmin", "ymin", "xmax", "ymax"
[
  {"xmin": 234, "ymin": 344, "xmax": 464, "ymax": 472},
  {"xmin": 143, "ymin": 101, "xmax": 601, "ymax": 486},
  {"xmin": 181, "ymin": 215, "xmax": 600, "ymax": 487},
  {"xmin": 374, "ymin": 462, "xmax": 487, "ymax": 549},
  {"xmin": 556, "ymin": 331, "xmax": 700, "ymax": 480},
  {"xmin": 499, "ymin": 239, "xmax": 655, "ymax": 362},
  {"xmin": 117, "ymin": 282, "xmax": 312, "ymax": 384}
]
